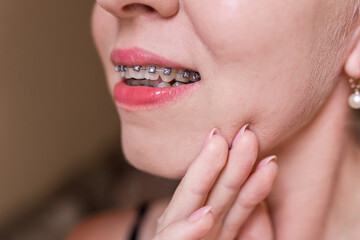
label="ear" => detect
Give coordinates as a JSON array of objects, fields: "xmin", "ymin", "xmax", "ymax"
[{"xmin": 345, "ymin": 27, "xmax": 360, "ymax": 79}]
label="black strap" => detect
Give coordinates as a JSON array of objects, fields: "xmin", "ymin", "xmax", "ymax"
[{"xmin": 129, "ymin": 202, "xmax": 149, "ymax": 240}]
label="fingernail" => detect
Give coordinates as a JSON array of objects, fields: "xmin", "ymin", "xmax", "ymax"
[
  {"xmin": 187, "ymin": 206, "xmax": 212, "ymax": 222},
  {"xmin": 231, "ymin": 123, "xmax": 251, "ymax": 147},
  {"xmin": 255, "ymin": 155, "xmax": 277, "ymax": 171},
  {"xmin": 202, "ymin": 128, "xmax": 221, "ymax": 150}
]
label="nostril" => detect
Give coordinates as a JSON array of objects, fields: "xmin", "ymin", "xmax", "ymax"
[
  {"xmin": 144, "ymin": 5, "xmax": 155, "ymax": 12},
  {"xmin": 123, "ymin": 4, "xmax": 155, "ymax": 13}
]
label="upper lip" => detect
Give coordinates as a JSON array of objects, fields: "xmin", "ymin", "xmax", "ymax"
[{"xmin": 111, "ymin": 47, "xmax": 190, "ymax": 70}]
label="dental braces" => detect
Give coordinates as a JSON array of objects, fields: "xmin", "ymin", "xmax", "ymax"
[{"xmin": 115, "ymin": 65, "xmax": 201, "ymax": 82}]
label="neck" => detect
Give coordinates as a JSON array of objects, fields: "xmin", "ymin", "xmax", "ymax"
[{"xmin": 267, "ymin": 79, "xmax": 360, "ymax": 239}]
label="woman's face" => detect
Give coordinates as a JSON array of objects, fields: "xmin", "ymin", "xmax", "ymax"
[{"xmin": 92, "ymin": 0, "xmax": 357, "ymax": 178}]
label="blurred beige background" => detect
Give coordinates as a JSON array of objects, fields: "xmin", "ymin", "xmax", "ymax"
[{"xmin": 0, "ymin": 0, "xmax": 121, "ymax": 228}]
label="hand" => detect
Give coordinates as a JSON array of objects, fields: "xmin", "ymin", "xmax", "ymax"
[{"xmin": 153, "ymin": 125, "xmax": 278, "ymax": 240}]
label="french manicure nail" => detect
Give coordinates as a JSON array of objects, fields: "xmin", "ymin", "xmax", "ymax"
[
  {"xmin": 256, "ymin": 155, "xmax": 277, "ymax": 171},
  {"xmin": 202, "ymin": 128, "xmax": 221, "ymax": 150},
  {"xmin": 187, "ymin": 206, "xmax": 212, "ymax": 222},
  {"xmin": 231, "ymin": 123, "xmax": 251, "ymax": 147}
]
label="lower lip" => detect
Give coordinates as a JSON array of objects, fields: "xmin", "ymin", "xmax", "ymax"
[{"xmin": 114, "ymin": 80, "xmax": 200, "ymax": 109}]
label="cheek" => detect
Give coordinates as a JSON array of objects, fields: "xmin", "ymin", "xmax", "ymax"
[
  {"xmin": 183, "ymin": 0, "xmax": 317, "ymax": 62},
  {"xmin": 183, "ymin": 0, "xmax": 331, "ymax": 150},
  {"xmin": 91, "ymin": 4, "xmax": 117, "ymax": 67},
  {"xmin": 183, "ymin": 0, "xmax": 274, "ymax": 61},
  {"xmin": 91, "ymin": 4, "xmax": 120, "ymax": 92}
]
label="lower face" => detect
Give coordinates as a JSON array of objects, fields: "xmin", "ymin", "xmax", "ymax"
[{"xmin": 92, "ymin": 0, "xmax": 356, "ymax": 179}]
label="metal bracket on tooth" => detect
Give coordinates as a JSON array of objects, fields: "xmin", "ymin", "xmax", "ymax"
[
  {"xmin": 163, "ymin": 68, "xmax": 172, "ymax": 75},
  {"xmin": 190, "ymin": 72, "xmax": 201, "ymax": 82},
  {"xmin": 133, "ymin": 66, "xmax": 142, "ymax": 72},
  {"xmin": 115, "ymin": 65, "xmax": 127, "ymax": 72}
]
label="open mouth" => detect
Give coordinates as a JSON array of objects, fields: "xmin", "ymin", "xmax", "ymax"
[{"xmin": 116, "ymin": 65, "xmax": 201, "ymax": 88}]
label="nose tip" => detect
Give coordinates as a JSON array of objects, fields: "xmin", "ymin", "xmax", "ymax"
[{"xmin": 97, "ymin": 0, "xmax": 179, "ymax": 19}]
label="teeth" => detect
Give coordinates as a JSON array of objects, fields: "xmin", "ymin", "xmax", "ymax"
[
  {"xmin": 159, "ymin": 67, "xmax": 176, "ymax": 82},
  {"xmin": 128, "ymin": 67, "xmax": 145, "ymax": 79},
  {"xmin": 128, "ymin": 79, "xmax": 141, "ymax": 86},
  {"xmin": 175, "ymin": 70, "xmax": 190, "ymax": 83},
  {"xmin": 125, "ymin": 79, "xmax": 187, "ymax": 88},
  {"xmin": 172, "ymin": 82, "xmax": 185, "ymax": 87},
  {"xmin": 145, "ymin": 70, "xmax": 160, "ymax": 80},
  {"xmin": 182, "ymin": 70, "xmax": 191, "ymax": 79},
  {"xmin": 148, "ymin": 66, "xmax": 157, "ymax": 73},
  {"xmin": 163, "ymin": 68, "xmax": 172, "ymax": 75},
  {"xmin": 125, "ymin": 70, "xmax": 131, "ymax": 79},
  {"xmin": 116, "ymin": 65, "xmax": 200, "ymax": 85},
  {"xmin": 189, "ymin": 72, "xmax": 201, "ymax": 82},
  {"xmin": 160, "ymin": 74, "xmax": 175, "ymax": 83},
  {"xmin": 143, "ymin": 79, "xmax": 159, "ymax": 87},
  {"xmin": 157, "ymin": 82, "xmax": 172, "ymax": 88}
]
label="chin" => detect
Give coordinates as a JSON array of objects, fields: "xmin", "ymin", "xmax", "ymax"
[
  {"xmin": 120, "ymin": 127, "xmax": 202, "ymax": 179},
  {"xmin": 122, "ymin": 141, "xmax": 191, "ymax": 179}
]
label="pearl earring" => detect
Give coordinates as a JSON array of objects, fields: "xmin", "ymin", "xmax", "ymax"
[{"xmin": 348, "ymin": 78, "xmax": 360, "ymax": 109}]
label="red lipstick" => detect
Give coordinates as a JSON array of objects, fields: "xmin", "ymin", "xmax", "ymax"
[
  {"xmin": 111, "ymin": 48, "xmax": 200, "ymax": 109},
  {"xmin": 111, "ymin": 47, "xmax": 187, "ymax": 69}
]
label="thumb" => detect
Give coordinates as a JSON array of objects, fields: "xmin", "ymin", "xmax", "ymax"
[{"xmin": 153, "ymin": 206, "xmax": 214, "ymax": 240}]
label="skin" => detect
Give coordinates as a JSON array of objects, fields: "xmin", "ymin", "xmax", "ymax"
[
  {"xmin": 69, "ymin": 0, "xmax": 360, "ymax": 239},
  {"xmin": 92, "ymin": 0, "xmax": 358, "ymax": 179}
]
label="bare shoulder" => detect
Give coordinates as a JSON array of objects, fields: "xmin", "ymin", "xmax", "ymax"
[
  {"xmin": 65, "ymin": 207, "xmax": 137, "ymax": 240},
  {"xmin": 66, "ymin": 198, "xmax": 170, "ymax": 240}
]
